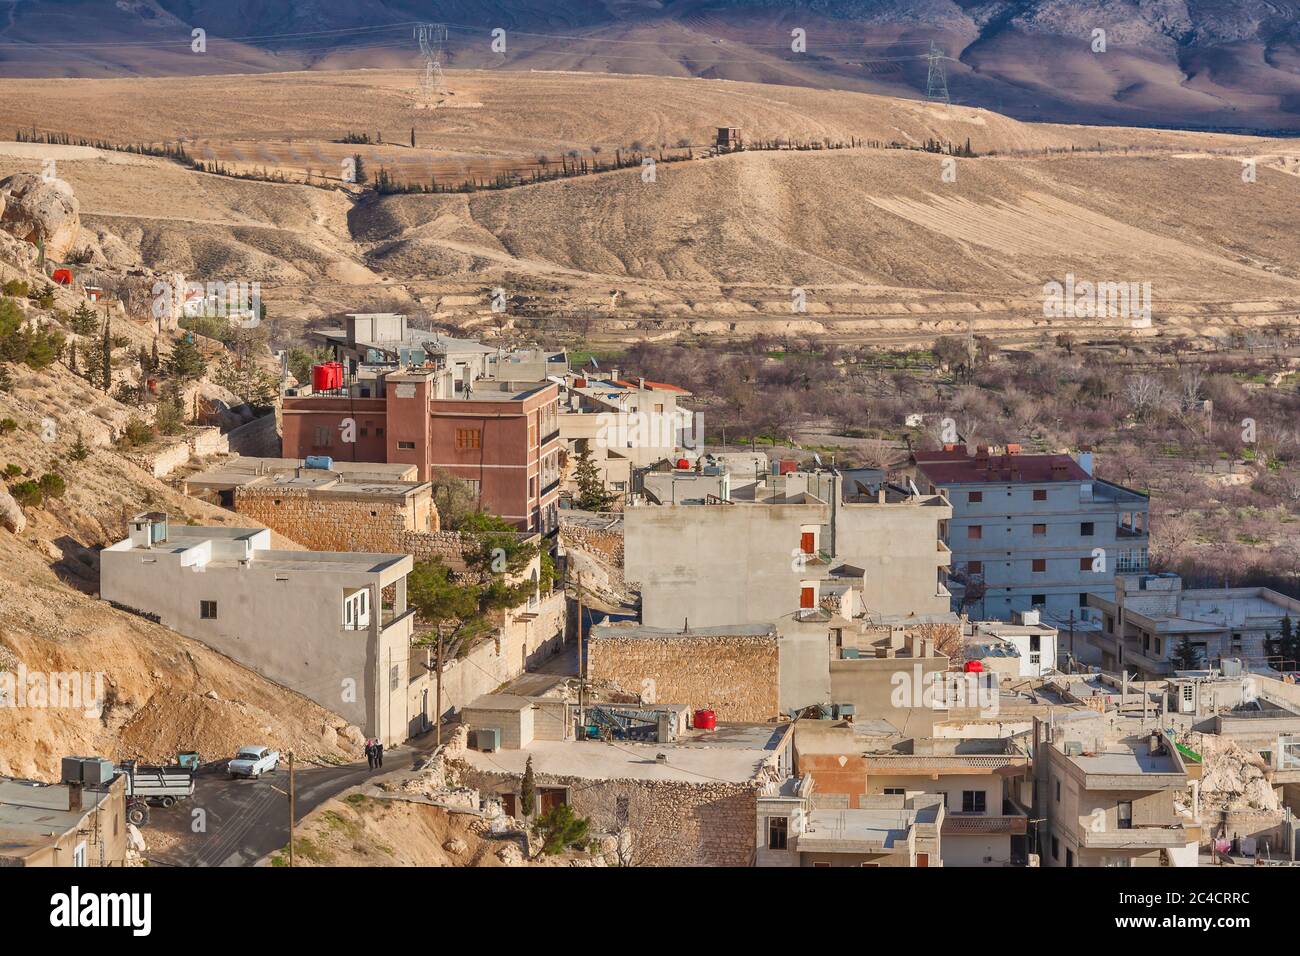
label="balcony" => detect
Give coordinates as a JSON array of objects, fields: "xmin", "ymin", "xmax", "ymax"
[
  {"xmin": 1115, "ymin": 553, "xmax": 1150, "ymax": 573},
  {"xmin": 1080, "ymin": 826, "xmax": 1190, "ymax": 849},
  {"xmin": 943, "ymin": 814, "xmax": 1028, "ymax": 837}
]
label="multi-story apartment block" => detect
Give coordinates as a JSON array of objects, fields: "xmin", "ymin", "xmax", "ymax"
[
  {"xmin": 626, "ymin": 467, "xmax": 952, "ymax": 631},
  {"xmin": 1036, "ymin": 724, "xmax": 1200, "ymax": 867},
  {"xmin": 281, "ymin": 315, "xmax": 562, "ymax": 532},
  {"xmin": 1087, "ymin": 572, "xmax": 1300, "ymax": 678},
  {"xmin": 100, "ymin": 513, "xmax": 417, "ymax": 746},
  {"xmin": 909, "ymin": 445, "xmax": 1149, "ymax": 624}
]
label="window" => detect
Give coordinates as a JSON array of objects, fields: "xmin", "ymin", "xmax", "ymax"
[
  {"xmin": 1079, "ymin": 556, "xmax": 1093, "ymax": 571},
  {"xmin": 1033, "ymin": 489, "xmax": 1047, "ymax": 501},
  {"xmin": 767, "ymin": 816, "xmax": 789, "ymax": 850},
  {"xmin": 961, "ymin": 790, "xmax": 986, "ymax": 813},
  {"xmin": 967, "ymin": 560, "xmax": 982, "ymax": 575},
  {"xmin": 1033, "ymin": 523, "xmax": 1047, "ymax": 535},
  {"xmin": 883, "ymin": 788, "xmax": 905, "ymax": 796},
  {"xmin": 968, "ymin": 525, "xmax": 982, "ymax": 540},
  {"xmin": 1032, "ymin": 558, "xmax": 1046, "ymax": 573},
  {"xmin": 312, "ymin": 426, "xmax": 331, "ymax": 447},
  {"xmin": 72, "ymin": 841, "xmax": 87, "ymax": 867},
  {"xmin": 1051, "ymin": 836, "xmax": 1060, "ymax": 860},
  {"xmin": 200, "ymin": 600, "xmax": 217, "ymax": 619},
  {"xmin": 389, "ymin": 664, "xmax": 399, "ymax": 692},
  {"xmin": 968, "ymin": 491, "xmax": 983, "ymax": 503},
  {"xmin": 1066, "ymin": 848, "xmax": 1074, "ymax": 867},
  {"xmin": 1080, "ymin": 521, "xmax": 1095, "ymax": 536},
  {"xmin": 456, "ymin": 428, "xmax": 482, "ymax": 450},
  {"xmin": 397, "ymin": 440, "xmax": 416, "ymax": 450},
  {"xmin": 799, "ymin": 586, "xmax": 815, "ymax": 609},
  {"xmin": 1117, "ymin": 801, "xmax": 1133, "ymax": 830},
  {"xmin": 1054, "ymin": 778, "xmax": 1061, "ymax": 802},
  {"xmin": 1032, "ymin": 594, "xmax": 1046, "ymax": 606},
  {"xmin": 1079, "ymin": 593, "xmax": 1089, "ymax": 607}
]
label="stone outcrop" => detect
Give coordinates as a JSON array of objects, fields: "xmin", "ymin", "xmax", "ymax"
[
  {"xmin": 0, "ymin": 173, "xmax": 82, "ymax": 262},
  {"xmin": 0, "ymin": 486, "xmax": 25, "ymax": 535}
]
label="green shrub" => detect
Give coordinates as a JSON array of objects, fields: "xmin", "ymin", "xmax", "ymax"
[
  {"xmin": 10, "ymin": 480, "xmax": 43, "ymax": 508},
  {"xmin": 0, "ymin": 418, "xmax": 17, "ymax": 435},
  {"xmin": 120, "ymin": 418, "xmax": 154, "ymax": 448},
  {"xmin": 1, "ymin": 280, "xmax": 28, "ymax": 298},
  {"xmin": 3, "ymin": 463, "xmax": 21, "ymax": 476},
  {"xmin": 38, "ymin": 473, "xmax": 65, "ymax": 499}
]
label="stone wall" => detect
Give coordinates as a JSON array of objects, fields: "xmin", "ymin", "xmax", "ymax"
[
  {"xmin": 234, "ymin": 486, "xmax": 417, "ymax": 553},
  {"xmin": 587, "ymin": 631, "xmax": 780, "ymax": 721},
  {"xmin": 559, "ymin": 522, "xmax": 624, "ymax": 568},
  {"xmin": 462, "ymin": 766, "xmax": 759, "ymax": 866}
]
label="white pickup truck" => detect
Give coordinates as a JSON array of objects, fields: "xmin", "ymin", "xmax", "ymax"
[{"xmin": 227, "ymin": 746, "xmax": 280, "ymax": 779}]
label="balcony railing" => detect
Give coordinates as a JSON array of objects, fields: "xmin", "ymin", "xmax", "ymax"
[{"xmin": 1080, "ymin": 826, "xmax": 1189, "ymax": 849}]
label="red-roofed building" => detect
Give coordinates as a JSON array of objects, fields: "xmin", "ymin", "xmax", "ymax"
[{"xmin": 906, "ymin": 445, "xmax": 1149, "ymax": 630}]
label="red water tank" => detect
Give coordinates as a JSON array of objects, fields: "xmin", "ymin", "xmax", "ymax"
[
  {"xmin": 693, "ymin": 709, "xmax": 717, "ymax": 730},
  {"xmin": 963, "ymin": 660, "xmax": 984, "ymax": 673},
  {"xmin": 52, "ymin": 268, "xmax": 73, "ymax": 285},
  {"xmin": 311, "ymin": 362, "xmax": 343, "ymax": 392},
  {"xmin": 676, "ymin": 458, "xmax": 690, "ymax": 469},
  {"xmin": 779, "ymin": 458, "xmax": 797, "ymax": 474}
]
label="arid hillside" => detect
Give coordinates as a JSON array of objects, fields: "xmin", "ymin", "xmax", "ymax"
[
  {"xmin": 0, "ymin": 357, "xmax": 366, "ymax": 780},
  {"xmin": 1, "ymin": 70, "xmax": 1298, "ymax": 347}
]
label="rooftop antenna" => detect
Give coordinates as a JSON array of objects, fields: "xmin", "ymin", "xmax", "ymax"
[
  {"xmin": 925, "ymin": 41, "xmax": 950, "ymax": 106},
  {"xmin": 414, "ymin": 23, "xmax": 449, "ymax": 109}
]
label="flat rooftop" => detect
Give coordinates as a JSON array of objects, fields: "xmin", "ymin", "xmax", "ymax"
[
  {"xmin": 0, "ymin": 780, "xmax": 113, "ymax": 856},
  {"xmin": 590, "ymin": 622, "xmax": 777, "ymax": 641},
  {"xmin": 1066, "ymin": 746, "xmax": 1181, "ymax": 775},
  {"xmin": 185, "ymin": 457, "xmax": 419, "ymax": 492},
  {"xmin": 463, "ymin": 723, "xmax": 789, "ymax": 784}
]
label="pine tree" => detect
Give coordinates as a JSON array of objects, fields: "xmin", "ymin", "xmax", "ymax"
[
  {"xmin": 0, "ymin": 365, "xmax": 11, "ymax": 393},
  {"xmin": 520, "ymin": 755, "xmax": 536, "ymax": 817},
  {"xmin": 68, "ymin": 339, "xmax": 78, "ymax": 374},
  {"xmin": 151, "ymin": 337, "xmax": 159, "ymax": 372},
  {"xmin": 573, "ymin": 440, "xmax": 614, "ymax": 512},
  {"xmin": 68, "ymin": 430, "xmax": 89, "ymax": 462},
  {"xmin": 410, "ymin": 127, "xmax": 415, "ymax": 148},
  {"xmin": 100, "ymin": 314, "xmax": 112, "ymax": 391},
  {"xmin": 165, "ymin": 336, "xmax": 206, "ymax": 381}
]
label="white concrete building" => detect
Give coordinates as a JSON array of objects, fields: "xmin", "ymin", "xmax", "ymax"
[
  {"xmin": 100, "ymin": 513, "xmax": 415, "ymax": 746},
  {"xmin": 966, "ymin": 610, "xmax": 1060, "ymax": 678},
  {"xmin": 909, "ymin": 445, "xmax": 1149, "ymax": 625}
]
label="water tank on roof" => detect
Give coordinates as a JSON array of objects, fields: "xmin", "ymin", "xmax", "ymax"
[
  {"xmin": 693, "ymin": 709, "xmax": 716, "ymax": 731},
  {"xmin": 304, "ymin": 455, "xmax": 334, "ymax": 470},
  {"xmin": 964, "ymin": 660, "xmax": 984, "ymax": 673},
  {"xmin": 676, "ymin": 458, "xmax": 690, "ymax": 469}
]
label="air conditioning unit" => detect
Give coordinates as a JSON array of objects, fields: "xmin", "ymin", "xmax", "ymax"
[{"xmin": 470, "ymin": 728, "xmax": 500, "ymax": 753}]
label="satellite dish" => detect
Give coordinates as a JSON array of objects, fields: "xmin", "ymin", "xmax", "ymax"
[
  {"xmin": 907, "ymin": 478, "xmax": 921, "ymax": 498},
  {"xmin": 590, "ymin": 357, "xmax": 599, "ymax": 369},
  {"xmin": 813, "ymin": 453, "xmax": 822, "ymax": 467}
]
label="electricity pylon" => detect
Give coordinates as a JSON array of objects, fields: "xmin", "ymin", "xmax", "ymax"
[
  {"xmin": 925, "ymin": 41, "xmax": 950, "ymax": 105},
  {"xmin": 414, "ymin": 23, "xmax": 448, "ymax": 108}
]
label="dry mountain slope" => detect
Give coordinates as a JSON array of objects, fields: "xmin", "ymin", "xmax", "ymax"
[{"xmin": 0, "ymin": 361, "xmax": 365, "ymax": 780}]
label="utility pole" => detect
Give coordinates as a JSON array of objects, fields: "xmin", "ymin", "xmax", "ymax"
[
  {"xmin": 288, "ymin": 751, "xmax": 296, "ymax": 868},
  {"xmin": 1068, "ymin": 609, "xmax": 1075, "ymax": 673},
  {"xmin": 435, "ymin": 623, "xmax": 447, "ymax": 747},
  {"xmin": 576, "ymin": 572, "xmax": 585, "ymax": 736}
]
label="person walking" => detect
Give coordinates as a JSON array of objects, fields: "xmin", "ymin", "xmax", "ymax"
[
  {"xmin": 374, "ymin": 740, "xmax": 384, "ymax": 768},
  {"xmin": 364, "ymin": 739, "xmax": 376, "ymax": 770}
]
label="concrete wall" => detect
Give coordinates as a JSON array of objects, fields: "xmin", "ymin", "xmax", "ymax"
[
  {"xmin": 226, "ymin": 413, "xmax": 279, "ymax": 457},
  {"xmin": 587, "ymin": 631, "xmax": 780, "ymax": 721},
  {"xmin": 626, "ymin": 502, "xmax": 830, "ymax": 629},
  {"xmin": 429, "ymin": 592, "xmax": 566, "ymax": 720},
  {"xmin": 100, "ymin": 550, "xmax": 409, "ymax": 744}
]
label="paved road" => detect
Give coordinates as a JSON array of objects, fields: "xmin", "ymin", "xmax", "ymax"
[{"xmin": 146, "ymin": 742, "xmax": 434, "ymax": 867}]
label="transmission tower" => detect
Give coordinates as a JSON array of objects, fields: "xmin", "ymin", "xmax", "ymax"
[
  {"xmin": 925, "ymin": 41, "xmax": 950, "ymax": 105},
  {"xmin": 414, "ymin": 23, "xmax": 448, "ymax": 108}
]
